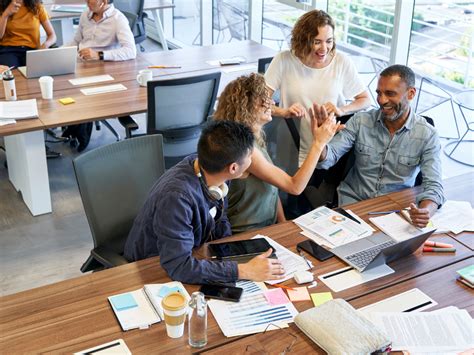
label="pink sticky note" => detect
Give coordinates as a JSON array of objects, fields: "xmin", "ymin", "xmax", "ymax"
[
  {"xmin": 287, "ymin": 287, "xmax": 311, "ymax": 302},
  {"xmin": 264, "ymin": 288, "xmax": 290, "ymax": 305}
]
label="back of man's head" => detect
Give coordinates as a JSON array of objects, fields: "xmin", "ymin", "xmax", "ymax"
[
  {"xmin": 380, "ymin": 64, "xmax": 415, "ymax": 88},
  {"xmin": 198, "ymin": 120, "xmax": 254, "ymax": 173}
]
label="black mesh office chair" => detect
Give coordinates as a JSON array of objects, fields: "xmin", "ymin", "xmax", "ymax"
[
  {"xmin": 115, "ymin": 0, "xmax": 147, "ymax": 52},
  {"xmin": 123, "ymin": 72, "xmax": 221, "ymax": 169},
  {"xmin": 73, "ymin": 134, "xmax": 165, "ymax": 272}
]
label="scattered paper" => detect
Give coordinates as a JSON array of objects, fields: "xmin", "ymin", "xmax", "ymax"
[
  {"xmin": 310, "ymin": 292, "xmax": 333, "ymax": 307},
  {"xmin": 369, "ymin": 213, "xmax": 424, "ymax": 241},
  {"xmin": 0, "ymin": 99, "xmax": 38, "ymax": 119},
  {"xmin": 264, "ymin": 288, "xmax": 290, "ymax": 305},
  {"xmin": 294, "ymin": 206, "xmax": 372, "ymax": 247},
  {"xmin": 252, "ymin": 235, "xmax": 310, "ymax": 285},
  {"xmin": 319, "ymin": 264, "xmax": 394, "ymax": 292},
  {"xmin": 80, "ymin": 84, "xmax": 127, "ymax": 96},
  {"xmin": 430, "ymin": 200, "xmax": 474, "ymax": 234},
  {"xmin": 358, "ymin": 288, "xmax": 437, "ymax": 314},
  {"xmin": 75, "ymin": 339, "xmax": 131, "ymax": 355},
  {"xmin": 0, "ymin": 119, "xmax": 16, "ymax": 126},
  {"xmin": 287, "ymin": 287, "xmax": 311, "ymax": 302},
  {"xmin": 69, "ymin": 74, "xmax": 114, "ymax": 86}
]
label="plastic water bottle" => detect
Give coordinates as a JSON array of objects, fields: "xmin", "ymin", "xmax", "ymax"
[
  {"xmin": 3, "ymin": 69, "xmax": 16, "ymax": 101},
  {"xmin": 188, "ymin": 291, "xmax": 207, "ymax": 348}
]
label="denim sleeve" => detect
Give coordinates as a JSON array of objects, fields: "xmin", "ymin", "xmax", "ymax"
[
  {"xmin": 416, "ymin": 129, "xmax": 445, "ymax": 207},
  {"xmin": 317, "ymin": 115, "xmax": 358, "ymax": 170},
  {"xmin": 214, "ymin": 194, "xmax": 232, "ymax": 239},
  {"xmin": 155, "ymin": 191, "xmax": 238, "ymax": 284}
]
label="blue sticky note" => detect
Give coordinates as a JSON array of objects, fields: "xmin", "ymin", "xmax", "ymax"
[
  {"xmin": 110, "ymin": 293, "xmax": 138, "ymax": 311},
  {"xmin": 158, "ymin": 285, "xmax": 181, "ymax": 298}
]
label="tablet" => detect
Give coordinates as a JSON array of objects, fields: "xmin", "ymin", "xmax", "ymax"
[{"xmin": 209, "ymin": 238, "xmax": 276, "ymax": 262}]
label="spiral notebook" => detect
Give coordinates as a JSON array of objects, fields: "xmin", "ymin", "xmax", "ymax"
[{"xmin": 108, "ymin": 281, "xmax": 190, "ymax": 331}]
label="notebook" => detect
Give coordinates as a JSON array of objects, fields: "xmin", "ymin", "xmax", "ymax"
[
  {"xmin": 0, "ymin": 99, "xmax": 38, "ymax": 120},
  {"xmin": 108, "ymin": 281, "xmax": 190, "ymax": 331}
]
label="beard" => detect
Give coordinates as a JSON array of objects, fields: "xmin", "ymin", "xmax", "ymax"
[{"xmin": 380, "ymin": 100, "xmax": 409, "ymax": 122}]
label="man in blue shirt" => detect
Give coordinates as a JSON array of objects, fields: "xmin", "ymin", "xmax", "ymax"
[
  {"xmin": 314, "ymin": 65, "xmax": 445, "ymax": 228},
  {"xmin": 124, "ymin": 120, "xmax": 285, "ymax": 284}
]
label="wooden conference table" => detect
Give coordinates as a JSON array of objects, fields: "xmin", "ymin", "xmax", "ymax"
[
  {"xmin": 0, "ymin": 41, "xmax": 276, "ymax": 216},
  {"xmin": 0, "ymin": 176, "xmax": 472, "ymax": 354},
  {"xmin": 45, "ymin": 0, "xmax": 174, "ymax": 50}
]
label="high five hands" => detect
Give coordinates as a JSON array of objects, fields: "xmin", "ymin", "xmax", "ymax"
[{"xmin": 309, "ymin": 102, "xmax": 345, "ymax": 142}]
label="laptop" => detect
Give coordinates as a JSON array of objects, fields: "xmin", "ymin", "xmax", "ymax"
[
  {"xmin": 18, "ymin": 46, "xmax": 77, "ymax": 78},
  {"xmin": 331, "ymin": 229, "xmax": 436, "ymax": 272}
]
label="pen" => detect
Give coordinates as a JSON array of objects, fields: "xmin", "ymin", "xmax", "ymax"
[
  {"xmin": 297, "ymin": 248, "xmax": 313, "ymax": 269},
  {"xmin": 272, "ymin": 283, "xmax": 295, "ymax": 291},
  {"xmin": 424, "ymin": 240, "xmax": 453, "ymax": 248},
  {"xmin": 422, "ymin": 247, "xmax": 456, "ymax": 253},
  {"xmin": 367, "ymin": 209, "xmax": 407, "ymax": 215},
  {"xmin": 148, "ymin": 65, "xmax": 181, "ymax": 69}
]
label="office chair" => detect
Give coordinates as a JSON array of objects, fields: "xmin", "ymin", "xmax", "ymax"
[
  {"xmin": 73, "ymin": 134, "xmax": 166, "ymax": 272},
  {"xmin": 122, "ymin": 72, "xmax": 221, "ymax": 169},
  {"xmin": 115, "ymin": 0, "xmax": 147, "ymax": 52}
]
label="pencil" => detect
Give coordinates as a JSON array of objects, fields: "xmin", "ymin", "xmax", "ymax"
[
  {"xmin": 272, "ymin": 283, "xmax": 295, "ymax": 291},
  {"xmin": 148, "ymin": 65, "xmax": 181, "ymax": 69}
]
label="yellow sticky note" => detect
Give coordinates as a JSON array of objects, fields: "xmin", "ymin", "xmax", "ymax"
[
  {"xmin": 59, "ymin": 97, "xmax": 75, "ymax": 105},
  {"xmin": 287, "ymin": 287, "xmax": 311, "ymax": 302},
  {"xmin": 311, "ymin": 292, "xmax": 333, "ymax": 307}
]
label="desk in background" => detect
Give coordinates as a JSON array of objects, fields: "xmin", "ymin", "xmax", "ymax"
[
  {"xmin": 45, "ymin": 0, "xmax": 174, "ymax": 50},
  {"xmin": 0, "ymin": 180, "xmax": 472, "ymax": 353}
]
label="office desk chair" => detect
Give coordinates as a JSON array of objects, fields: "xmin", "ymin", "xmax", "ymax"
[
  {"xmin": 115, "ymin": 0, "xmax": 147, "ymax": 52},
  {"xmin": 73, "ymin": 134, "xmax": 165, "ymax": 272},
  {"xmin": 122, "ymin": 72, "xmax": 221, "ymax": 169}
]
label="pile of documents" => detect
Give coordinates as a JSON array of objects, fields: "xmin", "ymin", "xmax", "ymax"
[
  {"xmin": 0, "ymin": 99, "xmax": 38, "ymax": 126},
  {"xmin": 429, "ymin": 200, "xmax": 474, "ymax": 234},
  {"xmin": 294, "ymin": 206, "xmax": 374, "ymax": 248}
]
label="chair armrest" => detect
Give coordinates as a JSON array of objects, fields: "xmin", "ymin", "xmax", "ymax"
[
  {"xmin": 91, "ymin": 247, "xmax": 129, "ymax": 268},
  {"xmin": 118, "ymin": 115, "xmax": 139, "ymax": 138}
]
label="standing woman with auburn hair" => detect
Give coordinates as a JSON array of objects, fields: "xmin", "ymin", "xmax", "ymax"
[
  {"xmin": 214, "ymin": 73, "xmax": 341, "ymax": 233},
  {"xmin": 265, "ymin": 10, "xmax": 370, "ymax": 168},
  {"xmin": 0, "ymin": 0, "xmax": 56, "ymax": 67}
]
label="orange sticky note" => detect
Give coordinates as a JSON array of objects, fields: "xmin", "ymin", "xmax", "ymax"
[
  {"xmin": 287, "ymin": 287, "xmax": 310, "ymax": 302},
  {"xmin": 311, "ymin": 292, "xmax": 333, "ymax": 307},
  {"xmin": 264, "ymin": 288, "xmax": 290, "ymax": 305}
]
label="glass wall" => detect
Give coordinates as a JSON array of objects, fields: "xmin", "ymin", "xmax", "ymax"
[
  {"xmin": 171, "ymin": 0, "xmax": 201, "ymax": 46},
  {"xmin": 212, "ymin": 0, "xmax": 250, "ymax": 44},
  {"xmin": 408, "ymin": 1, "xmax": 474, "ymax": 89}
]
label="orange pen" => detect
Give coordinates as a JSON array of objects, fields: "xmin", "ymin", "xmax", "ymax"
[{"xmin": 272, "ymin": 284, "xmax": 295, "ymax": 291}]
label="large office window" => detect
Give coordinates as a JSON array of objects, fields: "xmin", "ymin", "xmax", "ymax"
[
  {"xmin": 170, "ymin": 0, "xmax": 202, "ymax": 46},
  {"xmin": 213, "ymin": 0, "xmax": 250, "ymax": 44},
  {"xmin": 408, "ymin": 1, "xmax": 474, "ymax": 88}
]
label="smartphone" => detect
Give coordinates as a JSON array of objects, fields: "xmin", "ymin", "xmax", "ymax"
[
  {"xmin": 297, "ymin": 240, "xmax": 334, "ymax": 261},
  {"xmin": 199, "ymin": 284, "xmax": 243, "ymax": 302}
]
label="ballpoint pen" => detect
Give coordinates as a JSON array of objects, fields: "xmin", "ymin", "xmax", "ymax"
[
  {"xmin": 148, "ymin": 65, "xmax": 181, "ymax": 69},
  {"xmin": 297, "ymin": 248, "xmax": 313, "ymax": 269},
  {"xmin": 368, "ymin": 208, "xmax": 409, "ymax": 215}
]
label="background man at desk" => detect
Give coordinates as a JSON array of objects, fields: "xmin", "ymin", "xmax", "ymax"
[
  {"xmin": 124, "ymin": 121, "xmax": 285, "ymax": 284},
  {"xmin": 315, "ymin": 65, "xmax": 445, "ymax": 227},
  {"xmin": 62, "ymin": 0, "xmax": 136, "ymax": 152}
]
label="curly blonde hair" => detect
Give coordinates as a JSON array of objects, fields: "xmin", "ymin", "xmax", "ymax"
[
  {"xmin": 291, "ymin": 10, "xmax": 336, "ymax": 60},
  {"xmin": 214, "ymin": 73, "xmax": 268, "ymax": 147}
]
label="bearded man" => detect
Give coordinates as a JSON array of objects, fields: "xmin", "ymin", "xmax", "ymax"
[{"xmin": 313, "ymin": 64, "xmax": 444, "ymax": 228}]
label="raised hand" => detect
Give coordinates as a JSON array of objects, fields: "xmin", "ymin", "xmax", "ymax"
[
  {"xmin": 323, "ymin": 102, "xmax": 345, "ymax": 117},
  {"xmin": 284, "ymin": 103, "xmax": 305, "ymax": 119}
]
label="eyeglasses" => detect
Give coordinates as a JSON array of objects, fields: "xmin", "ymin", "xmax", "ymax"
[
  {"xmin": 244, "ymin": 323, "xmax": 297, "ymax": 355},
  {"xmin": 261, "ymin": 96, "xmax": 274, "ymax": 111}
]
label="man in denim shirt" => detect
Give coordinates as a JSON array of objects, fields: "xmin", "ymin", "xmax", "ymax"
[
  {"xmin": 314, "ymin": 65, "xmax": 444, "ymax": 227},
  {"xmin": 124, "ymin": 121, "xmax": 285, "ymax": 284}
]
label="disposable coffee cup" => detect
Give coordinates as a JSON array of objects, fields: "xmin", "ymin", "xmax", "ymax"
[
  {"xmin": 162, "ymin": 292, "xmax": 187, "ymax": 338},
  {"xmin": 136, "ymin": 69, "xmax": 153, "ymax": 87},
  {"xmin": 39, "ymin": 76, "xmax": 54, "ymax": 99}
]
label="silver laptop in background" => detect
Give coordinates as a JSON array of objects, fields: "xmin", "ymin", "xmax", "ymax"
[
  {"xmin": 331, "ymin": 229, "xmax": 436, "ymax": 272},
  {"xmin": 17, "ymin": 46, "xmax": 77, "ymax": 78}
]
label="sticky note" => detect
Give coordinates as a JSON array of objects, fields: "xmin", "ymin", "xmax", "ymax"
[
  {"xmin": 287, "ymin": 287, "xmax": 311, "ymax": 302},
  {"xmin": 311, "ymin": 292, "xmax": 333, "ymax": 307},
  {"xmin": 264, "ymin": 288, "xmax": 290, "ymax": 305},
  {"xmin": 110, "ymin": 293, "xmax": 138, "ymax": 311},
  {"xmin": 158, "ymin": 285, "xmax": 181, "ymax": 298},
  {"xmin": 59, "ymin": 97, "xmax": 75, "ymax": 105}
]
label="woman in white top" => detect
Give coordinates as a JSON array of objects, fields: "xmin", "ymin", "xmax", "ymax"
[{"xmin": 265, "ymin": 10, "xmax": 370, "ymax": 166}]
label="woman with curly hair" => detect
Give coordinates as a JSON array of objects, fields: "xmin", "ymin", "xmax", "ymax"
[
  {"xmin": 0, "ymin": 0, "xmax": 56, "ymax": 67},
  {"xmin": 214, "ymin": 73, "xmax": 341, "ymax": 233},
  {"xmin": 265, "ymin": 10, "xmax": 370, "ymax": 167}
]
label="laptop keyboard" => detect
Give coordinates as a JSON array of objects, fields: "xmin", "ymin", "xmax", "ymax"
[{"xmin": 346, "ymin": 240, "xmax": 397, "ymax": 269}]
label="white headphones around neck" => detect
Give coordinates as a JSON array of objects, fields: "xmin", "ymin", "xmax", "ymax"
[{"xmin": 195, "ymin": 161, "xmax": 228, "ymax": 201}]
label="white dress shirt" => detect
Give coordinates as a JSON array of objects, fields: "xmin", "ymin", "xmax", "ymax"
[{"xmin": 70, "ymin": 4, "xmax": 136, "ymax": 61}]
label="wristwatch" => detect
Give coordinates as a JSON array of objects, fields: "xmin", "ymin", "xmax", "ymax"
[{"xmin": 98, "ymin": 51, "xmax": 104, "ymax": 60}]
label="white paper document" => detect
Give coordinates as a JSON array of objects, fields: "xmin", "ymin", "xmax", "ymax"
[
  {"xmin": 208, "ymin": 281, "xmax": 298, "ymax": 337},
  {"xmin": 366, "ymin": 308, "xmax": 474, "ymax": 352},
  {"xmin": 369, "ymin": 213, "xmax": 424, "ymax": 241},
  {"xmin": 429, "ymin": 200, "xmax": 474, "ymax": 234},
  {"xmin": 75, "ymin": 339, "xmax": 131, "ymax": 355},
  {"xmin": 294, "ymin": 206, "xmax": 372, "ymax": 247},
  {"xmin": 318, "ymin": 264, "xmax": 394, "ymax": 292},
  {"xmin": 80, "ymin": 84, "xmax": 127, "ymax": 95},
  {"xmin": 252, "ymin": 235, "xmax": 310, "ymax": 284},
  {"xmin": 0, "ymin": 99, "xmax": 38, "ymax": 119},
  {"xmin": 221, "ymin": 64, "xmax": 258, "ymax": 73},
  {"xmin": 358, "ymin": 288, "xmax": 438, "ymax": 314},
  {"xmin": 0, "ymin": 118, "xmax": 15, "ymax": 126},
  {"xmin": 69, "ymin": 74, "xmax": 114, "ymax": 86}
]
